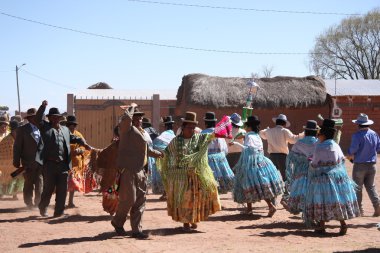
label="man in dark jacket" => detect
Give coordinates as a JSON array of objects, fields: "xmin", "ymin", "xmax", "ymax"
[
  {"xmin": 36, "ymin": 100, "xmax": 91, "ymax": 217},
  {"xmin": 13, "ymin": 108, "xmax": 44, "ymax": 208}
]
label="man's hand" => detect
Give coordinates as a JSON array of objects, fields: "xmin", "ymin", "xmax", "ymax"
[
  {"xmin": 120, "ymin": 103, "xmax": 138, "ymax": 110},
  {"xmin": 83, "ymin": 143, "xmax": 93, "ymax": 151},
  {"xmin": 42, "ymin": 100, "xmax": 48, "ymax": 107}
]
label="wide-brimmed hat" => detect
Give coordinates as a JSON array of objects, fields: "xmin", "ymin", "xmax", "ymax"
[
  {"xmin": 181, "ymin": 111, "xmax": 198, "ymax": 124},
  {"xmin": 245, "ymin": 115, "xmax": 260, "ymax": 126},
  {"xmin": 0, "ymin": 115, "xmax": 9, "ymax": 125},
  {"xmin": 163, "ymin": 116, "xmax": 174, "ymax": 124},
  {"xmin": 204, "ymin": 112, "xmax": 217, "ymax": 122},
  {"xmin": 230, "ymin": 113, "xmax": 243, "ymax": 127},
  {"xmin": 131, "ymin": 107, "xmax": 145, "ymax": 116},
  {"xmin": 352, "ymin": 113, "xmax": 374, "ymax": 126},
  {"xmin": 66, "ymin": 115, "xmax": 78, "ymax": 126},
  {"xmin": 272, "ymin": 114, "xmax": 290, "ymax": 127},
  {"xmin": 142, "ymin": 117, "xmax": 152, "ymax": 127},
  {"xmin": 303, "ymin": 120, "xmax": 320, "ymax": 131},
  {"xmin": 24, "ymin": 108, "xmax": 37, "ymax": 119},
  {"xmin": 9, "ymin": 120, "xmax": 20, "ymax": 132},
  {"xmin": 46, "ymin": 107, "xmax": 62, "ymax": 117}
]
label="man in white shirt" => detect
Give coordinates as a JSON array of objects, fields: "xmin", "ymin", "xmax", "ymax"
[{"xmin": 259, "ymin": 114, "xmax": 302, "ymax": 182}]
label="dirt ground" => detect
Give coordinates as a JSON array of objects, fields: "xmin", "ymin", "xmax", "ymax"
[{"xmin": 1, "ymin": 162, "xmax": 380, "ymax": 253}]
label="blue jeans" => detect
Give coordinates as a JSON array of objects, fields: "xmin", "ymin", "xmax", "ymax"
[{"xmin": 352, "ymin": 163, "xmax": 380, "ymax": 209}]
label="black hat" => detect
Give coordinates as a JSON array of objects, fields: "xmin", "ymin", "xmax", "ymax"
[
  {"xmin": 163, "ymin": 116, "xmax": 174, "ymax": 124},
  {"xmin": 46, "ymin": 107, "xmax": 62, "ymax": 117},
  {"xmin": 10, "ymin": 120, "xmax": 19, "ymax": 131},
  {"xmin": 303, "ymin": 120, "xmax": 319, "ymax": 131},
  {"xmin": 320, "ymin": 119, "xmax": 336, "ymax": 129},
  {"xmin": 245, "ymin": 115, "xmax": 260, "ymax": 126},
  {"xmin": 66, "ymin": 115, "xmax": 78, "ymax": 125},
  {"xmin": 142, "ymin": 117, "xmax": 152, "ymax": 127},
  {"xmin": 204, "ymin": 112, "xmax": 217, "ymax": 122}
]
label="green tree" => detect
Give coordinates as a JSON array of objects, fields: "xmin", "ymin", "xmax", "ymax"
[{"xmin": 309, "ymin": 8, "xmax": 380, "ymax": 79}]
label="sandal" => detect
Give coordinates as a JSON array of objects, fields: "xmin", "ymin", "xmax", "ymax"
[{"xmin": 339, "ymin": 225, "xmax": 348, "ymax": 235}]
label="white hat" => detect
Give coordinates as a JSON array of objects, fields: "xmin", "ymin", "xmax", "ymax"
[
  {"xmin": 352, "ymin": 113, "xmax": 374, "ymax": 126},
  {"xmin": 272, "ymin": 114, "xmax": 290, "ymax": 127},
  {"xmin": 230, "ymin": 113, "xmax": 243, "ymax": 127}
]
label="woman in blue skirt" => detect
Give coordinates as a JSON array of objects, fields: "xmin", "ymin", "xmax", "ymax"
[
  {"xmin": 282, "ymin": 120, "xmax": 319, "ymax": 214},
  {"xmin": 201, "ymin": 112, "xmax": 234, "ymax": 194},
  {"xmin": 152, "ymin": 116, "xmax": 176, "ymax": 199},
  {"xmin": 230, "ymin": 116, "xmax": 284, "ymax": 217},
  {"xmin": 305, "ymin": 119, "xmax": 360, "ymax": 235}
]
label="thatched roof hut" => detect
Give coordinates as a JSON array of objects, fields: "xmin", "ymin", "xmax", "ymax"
[
  {"xmin": 88, "ymin": 82, "xmax": 113, "ymax": 89},
  {"xmin": 176, "ymin": 74, "xmax": 328, "ymax": 109}
]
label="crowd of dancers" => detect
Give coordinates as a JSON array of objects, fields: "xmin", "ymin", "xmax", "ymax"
[{"xmin": 0, "ymin": 100, "xmax": 379, "ymax": 239}]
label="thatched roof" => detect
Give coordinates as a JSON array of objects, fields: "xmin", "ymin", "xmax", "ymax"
[
  {"xmin": 87, "ymin": 82, "xmax": 113, "ymax": 89},
  {"xmin": 177, "ymin": 74, "xmax": 328, "ymax": 109}
]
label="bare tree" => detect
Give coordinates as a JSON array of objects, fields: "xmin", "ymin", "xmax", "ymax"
[
  {"xmin": 262, "ymin": 65, "xmax": 274, "ymax": 78},
  {"xmin": 309, "ymin": 8, "xmax": 380, "ymax": 79}
]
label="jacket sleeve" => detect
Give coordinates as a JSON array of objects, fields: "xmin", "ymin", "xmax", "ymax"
[
  {"xmin": 13, "ymin": 127, "xmax": 23, "ymax": 168},
  {"xmin": 35, "ymin": 104, "xmax": 46, "ymax": 129},
  {"xmin": 118, "ymin": 108, "xmax": 133, "ymax": 133}
]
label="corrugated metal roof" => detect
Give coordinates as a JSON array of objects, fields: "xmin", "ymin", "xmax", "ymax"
[
  {"xmin": 324, "ymin": 79, "xmax": 380, "ymax": 96},
  {"xmin": 73, "ymin": 88, "xmax": 177, "ymax": 100}
]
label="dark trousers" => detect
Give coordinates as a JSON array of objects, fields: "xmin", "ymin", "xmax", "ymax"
[
  {"xmin": 38, "ymin": 161, "xmax": 69, "ymax": 215},
  {"xmin": 269, "ymin": 153, "xmax": 287, "ymax": 181},
  {"xmin": 23, "ymin": 163, "xmax": 43, "ymax": 206}
]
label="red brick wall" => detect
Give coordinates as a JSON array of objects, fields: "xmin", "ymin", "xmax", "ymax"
[{"xmin": 333, "ymin": 96, "xmax": 380, "ymax": 153}]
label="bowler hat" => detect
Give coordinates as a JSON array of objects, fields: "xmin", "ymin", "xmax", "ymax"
[
  {"xmin": 46, "ymin": 107, "xmax": 62, "ymax": 117},
  {"xmin": 163, "ymin": 116, "xmax": 174, "ymax": 124},
  {"xmin": 181, "ymin": 111, "xmax": 198, "ymax": 124},
  {"xmin": 245, "ymin": 115, "xmax": 260, "ymax": 126},
  {"xmin": 24, "ymin": 108, "xmax": 37, "ymax": 119},
  {"xmin": 204, "ymin": 112, "xmax": 217, "ymax": 122},
  {"xmin": 66, "ymin": 115, "xmax": 78, "ymax": 125},
  {"xmin": 142, "ymin": 117, "xmax": 152, "ymax": 127},
  {"xmin": 130, "ymin": 107, "xmax": 145, "ymax": 116},
  {"xmin": 303, "ymin": 120, "xmax": 319, "ymax": 131},
  {"xmin": 320, "ymin": 119, "xmax": 336, "ymax": 129},
  {"xmin": 352, "ymin": 113, "xmax": 374, "ymax": 126}
]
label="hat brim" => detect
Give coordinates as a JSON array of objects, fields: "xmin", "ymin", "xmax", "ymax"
[
  {"xmin": 303, "ymin": 126, "xmax": 320, "ymax": 130},
  {"xmin": 181, "ymin": 118, "xmax": 198, "ymax": 124},
  {"xmin": 0, "ymin": 121, "xmax": 9, "ymax": 125},
  {"xmin": 24, "ymin": 114, "xmax": 36, "ymax": 119},
  {"xmin": 66, "ymin": 122, "xmax": 78, "ymax": 125},
  {"xmin": 133, "ymin": 112, "xmax": 145, "ymax": 116},
  {"xmin": 47, "ymin": 114, "xmax": 63, "ymax": 117},
  {"xmin": 352, "ymin": 119, "xmax": 374, "ymax": 125},
  {"xmin": 232, "ymin": 121, "xmax": 243, "ymax": 127},
  {"xmin": 204, "ymin": 118, "xmax": 217, "ymax": 122},
  {"xmin": 163, "ymin": 121, "xmax": 175, "ymax": 124},
  {"xmin": 272, "ymin": 117, "xmax": 290, "ymax": 127}
]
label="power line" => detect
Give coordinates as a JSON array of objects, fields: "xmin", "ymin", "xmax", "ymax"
[
  {"xmin": 20, "ymin": 69, "xmax": 77, "ymax": 90},
  {"xmin": 0, "ymin": 11, "xmax": 320, "ymax": 55},
  {"xmin": 127, "ymin": 0, "xmax": 360, "ymax": 16}
]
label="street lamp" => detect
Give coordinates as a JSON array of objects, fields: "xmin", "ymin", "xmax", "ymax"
[{"xmin": 15, "ymin": 63, "xmax": 26, "ymax": 115}]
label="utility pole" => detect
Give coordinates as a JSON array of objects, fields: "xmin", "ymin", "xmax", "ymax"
[{"xmin": 15, "ymin": 63, "xmax": 25, "ymax": 115}]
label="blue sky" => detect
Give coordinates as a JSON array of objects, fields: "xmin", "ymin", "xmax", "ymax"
[{"xmin": 1, "ymin": 0, "xmax": 379, "ymax": 114}]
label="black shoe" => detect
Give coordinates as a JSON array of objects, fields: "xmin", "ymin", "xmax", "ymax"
[
  {"xmin": 131, "ymin": 232, "xmax": 149, "ymax": 239},
  {"xmin": 111, "ymin": 221, "xmax": 127, "ymax": 236},
  {"xmin": 39, "ymin": 208, "xmax": 48, "ymax": 217},
  {"xmin": 53, "ymin": 212, "xmax": 65, "ymax": 218}
]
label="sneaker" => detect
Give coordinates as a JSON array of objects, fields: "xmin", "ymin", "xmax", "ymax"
[
  {"xmin": 111, "ymin": 221, "xmax": 127, "ymax": 236},
  {"xmin": 131, "ymin": 232, "xmax": 149, "ymax": 239}
]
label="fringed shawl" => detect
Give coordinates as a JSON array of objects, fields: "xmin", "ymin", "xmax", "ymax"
[{"xmin": 157, "ymin": 133, "xmax": 217, "ymax": 205}]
